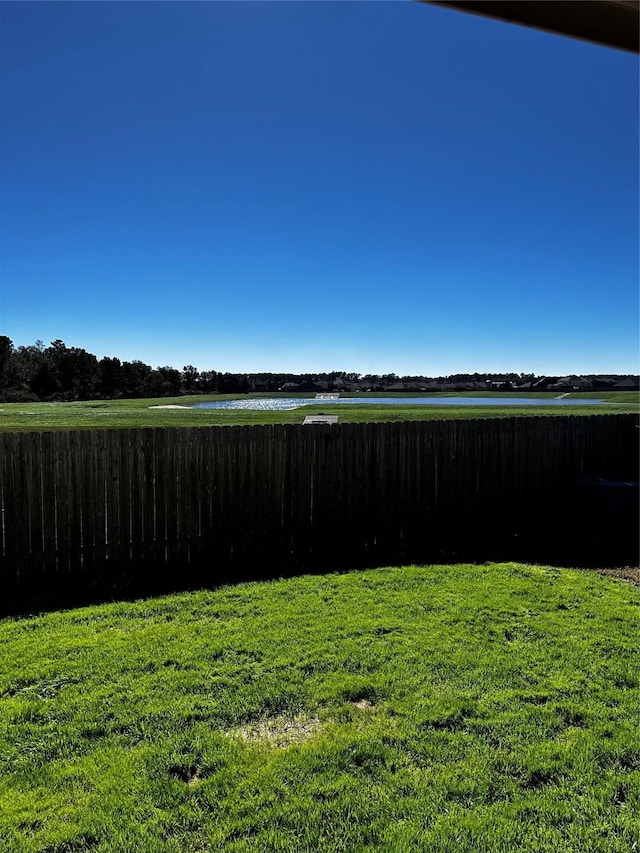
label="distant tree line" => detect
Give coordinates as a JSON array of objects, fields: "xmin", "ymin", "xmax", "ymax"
[{"xmin": 0, "ymin": 337, "xmax": 637, "ymax": 403}]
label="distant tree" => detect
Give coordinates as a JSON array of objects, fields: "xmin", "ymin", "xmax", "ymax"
[
  {"xmin": 120, "ymin": 360, "xmax": 153, "ymax": 398},
  {"xmin": 30, "ymin": 361, "xmax": 59, "ymax": 399},
  {"xmin": 13, "ymin": 343, "xmax": 46, "ymax": 399},
  {"xmin": 1, "ymin": 337, "xmax": 630, "ymax": 402},
  {"xmin": 199, "ymin": 370, "xmax": 219, "ymax": 393},
  {"xmin": 96, "ymin": 357, "xmax": 123, "ymax": 398},
  {"xmin": 44, "ymin": 340, "xmax": 98, "ymax": 400},
  {"xmin": 0, "ymin": 336, "xmax": 15, "ymax": 397},
  {"xmin": 217, "ymin": 372, "xmax": 248, "ymax": 394},
  {"xmin": 154, "ymin": 366, "xmax": 181, "ymax": 397},
  {"xmin": 45, "ymin": 339, "xmax": 67, "ymax": 396},
  {"xmin": 181, "ymin": 365, "xmax": 200, "ymax": 394}
]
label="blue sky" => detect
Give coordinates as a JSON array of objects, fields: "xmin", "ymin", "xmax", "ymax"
[{"xmin": 1, "ymin": 1, "xmax": 638, "ymax": 375}]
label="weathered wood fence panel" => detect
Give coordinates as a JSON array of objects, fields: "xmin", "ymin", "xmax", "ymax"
[{"xmin": 0, "ymin": 414, "xmax": 637, "ymax": 596}]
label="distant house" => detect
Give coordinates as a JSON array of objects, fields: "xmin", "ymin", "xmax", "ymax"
[
  {"xmin": 548, "ymin": 376, "xmax": 594, "ymax": 392},
  {"xmin": 280, "ymin": 381, "xmax": 322, "ymax": 392},
  {"xmin": 612, "ymin": 377, "xmax": 640, "ymax": 390},
  {"xmin": 249, "ymin": 378, "xmax": 272, "ymax": 392},
  {"xmin": 532, "ymin": 377, "xmax": 558, "ymax": 390},
  {"xmin": 387, "ymin": 381, "xmax": 428, "ymax": 392},
  {"xmin": 572, "ymin": 377, "xmax": 594, "ymax": 391}
]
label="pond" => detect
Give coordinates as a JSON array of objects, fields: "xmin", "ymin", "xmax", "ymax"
[{"xmin": 192, "ymin": 396, "xmax": 605, "ymax": 411}]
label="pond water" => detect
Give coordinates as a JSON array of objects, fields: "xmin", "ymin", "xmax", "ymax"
[{"xmin": 193, "ymin": 396, "xmax": 604, "ymax": 411}]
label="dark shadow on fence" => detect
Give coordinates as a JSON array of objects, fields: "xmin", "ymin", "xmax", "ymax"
[{"xmin": 1, "ymin": 415, "xmax": 638, "ymax": 615}]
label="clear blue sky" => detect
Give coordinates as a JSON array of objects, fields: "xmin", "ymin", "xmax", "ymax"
[{"xmin": 1, "ymin": 1, "xmax": 638, "ymax": 375}]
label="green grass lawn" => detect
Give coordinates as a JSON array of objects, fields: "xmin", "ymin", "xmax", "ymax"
[
  {"xmin": 1, "ymin": 563, "xmax": 638, "ymax": 852},
  {"xmin": 0, "ymin": 391, "xmax": 637, "ymax": 431}
]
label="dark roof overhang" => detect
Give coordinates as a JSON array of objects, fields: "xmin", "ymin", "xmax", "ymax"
[{"xmin": 423, "ymin": 1, "xmax": 640, "ymax": 53}]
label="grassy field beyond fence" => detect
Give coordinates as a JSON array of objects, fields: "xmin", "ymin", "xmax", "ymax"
[{"xmin": 0, "ymin": 390, "xmax": 637, "ymax": 431}]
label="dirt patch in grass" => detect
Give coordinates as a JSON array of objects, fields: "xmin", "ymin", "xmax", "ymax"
[
  {"xmin": 229, "ymin": 714, "xmax": 323, "ymax": 748},
  {"xmin": 591, "ymin": 567, "xmax": 639, "ymax": 585},
  {"xmin": 352, "ymin": 699, "xmax": 374, "ymax": 710}
]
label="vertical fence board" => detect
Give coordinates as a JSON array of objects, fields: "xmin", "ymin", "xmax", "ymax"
[
  {"xmin": 1, "ymin": 434, "xmax": 22, "ymax": 588},
  {"xmin": 97, "ymin": 431, "xmax": 109, "ymax": 572},
  {"xmin": 39, "ymin": 432, "xmax": 59, "ymax": 584},
  {"xmin": 66, "ymin": 430, "xmax": 84, "ymax": 578},
  {"xmin": 129, "ymin": 429, "xmax": 144, "ymax": 567},
  {"xmin": 53, "ymin": 431, "xmax": 71, "ymax": 578},
  {"xmin": 105, "ymin": 431, "xmax": 120, "ymax": 566},
  {"xmin": 119, "ymin": 429, "xmax": 133, "ymax": 566},
  {"xmin": 152, "ymin": 429, "xmax": 167, "ymax": 565},
  {"xmin": 185, "ymin": 428, "xmax": 201, "ymax": 564},
  {"xmin": 166, "ymin": 428, "xmax": 181, "ymax": 565},
  {"xmin": 273, "ymin": 424, "xmax": 286, "ymax": 564},
  {"xmin": 76, "ymin": 431, "xmax": 94, "ymax": 575},
  {"xmin": 0, "ymin": 435, "xmax": 8, "ymax": 585},
  {"xmin": 217, "ymin": 428, "xmax": 233, "ymax": 568},
  {"xmin": 174, "ymin": 429, "xmax": 189, "ymax": 566},
  {"xmin": 139, "ymin": 429, "xmax": 155, "ymax": 569},
  {"xmin": 20, "ymin": 432, "xmax": 42, "ymax": 583},
  {"xmin": 196, "ymin": 428, "xmax": 215, "ymax": 571}
]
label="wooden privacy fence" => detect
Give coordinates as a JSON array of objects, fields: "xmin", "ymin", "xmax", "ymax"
[{"xmin": 0, "ymin": 414, "xmax": 637, "ymax": 595}]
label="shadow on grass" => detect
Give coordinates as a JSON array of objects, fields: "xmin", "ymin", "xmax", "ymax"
[{"xmin": 2, "ymin": 529, "xmax": 637, "ymax": 619}]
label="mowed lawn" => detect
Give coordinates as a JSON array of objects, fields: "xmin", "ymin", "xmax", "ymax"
[
  {"xmin": 0, "ymin": 391, "xmax": 637, "ymax": 431},
  {"xmin": 1, "ymin": 564, "xmax": 638, "ymax": 852}
]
